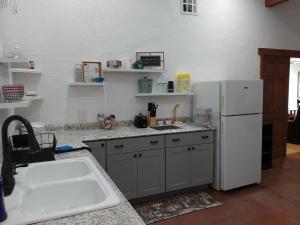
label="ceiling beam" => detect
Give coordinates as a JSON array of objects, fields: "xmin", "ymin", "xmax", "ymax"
[{"xmin": 265, "ymin": 0, "xmax": 289, "ymax": 7}]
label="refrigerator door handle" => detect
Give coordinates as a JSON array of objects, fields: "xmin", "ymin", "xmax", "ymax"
[
  {"xmin": 221, "ymin": 120, "xmax": 224, "ymax": 135},
  {"xmin": 221, "ymin": 96, "xmax": 224, "ymax": 112}
]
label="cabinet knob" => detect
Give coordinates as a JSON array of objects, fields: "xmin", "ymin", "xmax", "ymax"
[
  {"xmin": 192, "ymin": 147, "xmax": 195, "ymax": 150},
  {"xmin": 101, "ymin": 143, "xmax": 105, "ymax": 147},
  {"xmin": 133, "ymin": 154, "xmax": 137, "ymax": 158},
  {"xmin": 139, "ymin": 153, "xmax": 142, "ymax": 158},
  {"xmin": 188, "ymin": 147, "xmax": 191, "ymax": 151}
]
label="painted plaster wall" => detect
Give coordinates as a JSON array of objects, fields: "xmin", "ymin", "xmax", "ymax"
[{"xmin": 0, "ymin": 0, "xmax": 300, "ymax": 124}]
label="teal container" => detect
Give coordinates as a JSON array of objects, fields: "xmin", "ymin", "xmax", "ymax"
[{"xmin": 138, "ymin": 77, "xmax": 153, "ymax": 93}]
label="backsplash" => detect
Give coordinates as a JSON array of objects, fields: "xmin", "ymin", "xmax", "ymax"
[{"xmin": 45, "ymin": 117, "xmax": 192, "ymax": 131}]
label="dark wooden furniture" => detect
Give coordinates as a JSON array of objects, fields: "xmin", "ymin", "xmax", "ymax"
[
  {"xmin": 262, "ymin": 124, "xmax": 273, "ymax": 169},
  {"xmin": 259, "ymin": 48, "xmax": 300, "ymax": 158}
]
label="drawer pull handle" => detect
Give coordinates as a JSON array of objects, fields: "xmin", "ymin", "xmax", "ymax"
[
  {"xmin": 201, "ymin": 136, "xmax": 209, "ymax": 139},
  {"xmin": 115, "ymin": 144, "xmax": 124, "ymax": 149},
  {"xmin": 172, "ymin": 138, "xmax": 180, "ymax": 142},
  {"xmin": 150, "ymin": 140, "xmax": 159, "ymax": 144}
]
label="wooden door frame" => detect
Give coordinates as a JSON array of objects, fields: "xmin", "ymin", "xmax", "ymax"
[
  {"xmin": 259, "ymin": 48, "xmax": 300, "ymax": 58},
  {"xmin": 259, "ymin": 48, "xmax": 300, "ymax": 157}
]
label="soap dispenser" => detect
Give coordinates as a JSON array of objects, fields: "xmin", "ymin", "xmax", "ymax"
[{"xmin": 0, "ymin": 176, "xmax": 7, "ymax": 222}]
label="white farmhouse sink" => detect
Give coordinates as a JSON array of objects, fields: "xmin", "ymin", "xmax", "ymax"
[
  {"xmin": 3, "ymin": 157, "xmax": 121, "ymax": 225},
  {"xmin": 22, "ymin": 160, "xmax": 91, "ymax": 185}
]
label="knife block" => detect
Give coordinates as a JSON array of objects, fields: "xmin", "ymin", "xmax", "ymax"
[{"xmin": 149, "ymin": 117, "xmax": 157, "ymax": 126}]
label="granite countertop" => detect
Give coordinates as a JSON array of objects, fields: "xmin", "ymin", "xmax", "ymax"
[
  {"xmin": 35, "ymin": 150, "xmax": 146, "ymax": 225},
  {"xmin": 51, "ymin": 123, "xmax": 214, "ymax": 147},
  {"xmin": 29, "ymin": 124, "xmax": 213, "ymax": 224}
]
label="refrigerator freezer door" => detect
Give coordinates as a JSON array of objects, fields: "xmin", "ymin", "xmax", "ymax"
[
  {"xmin": 221, "ymin": 114, "xmax": 262, "ymax": 190},
  {"xmin": 221, "ymin": 80, "xmax": 263, "ymax": 116}
]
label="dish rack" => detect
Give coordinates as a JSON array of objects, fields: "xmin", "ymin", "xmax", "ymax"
[{"xmin": 10, "ymin": 132, "xmax": 57, "ymax": 165}]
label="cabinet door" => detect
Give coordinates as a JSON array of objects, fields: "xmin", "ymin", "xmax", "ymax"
[
  {"xmin": 107, "ymin": 153, "xmax": 138, "ymax": 200},
  {"xmin": 166, "ymin": 146, "xmax": 190, "ymax": 192},
  {"xmin": 84, "ymin": 141, "xmax": 106, "ymax": 170},
  {"xmin": 190, "ymin": 143, "xmax": 214, "ymax": 187},
  {"xmin": 138, "ymin": 149, "xmax": 165, "ymax": 198}
]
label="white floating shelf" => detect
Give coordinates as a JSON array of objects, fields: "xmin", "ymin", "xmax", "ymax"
[
  {"xmin": 68, "ymin": 82, "xmax": 106, "ymax": 86},
  {"xmin": 136, "ymin": 92, "xmax": 194, "ymax": 97},
  {"xmin": 104, "ymin": 68, "xmax": 167, "ymax": 74},
  {"xmin": 0, "ymin": 58, "xmax": 28, "ymax": 63},
  {"xmin": 10, "ymin": 68, "xmax": 41, "ymax": 74},
  {"xmin": 0, "ymin": 96, "xmax": 43, "ymax": 110},
  {"xmin": 0, "ymin": 100, "xmax": 30, "ymax": 109},
  {"xmin": 24, "ymin": 96, "xmax": 43, "ymax": 101}
]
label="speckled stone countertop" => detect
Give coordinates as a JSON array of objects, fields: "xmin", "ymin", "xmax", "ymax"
[
  {"xmin": 51, "ymin": 123, "xmax": 214, "ymax": 147},
  {"xmin": 34, "ymin": 150, "xmax": 146, "ymax": 225}
]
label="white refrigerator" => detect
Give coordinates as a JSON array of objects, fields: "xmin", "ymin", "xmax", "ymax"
[{"xmin": 193, "ymin": 80, "xmax": 263, "ymax": 191}]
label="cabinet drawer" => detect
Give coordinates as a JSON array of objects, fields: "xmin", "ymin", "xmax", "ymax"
[
  {"xmin": 107, "ymin": 135, "xmax": 164, "ymax": 155},
  {"xmin": 166, "ymin": 131, "xmax": 213, "ymax": 148}
]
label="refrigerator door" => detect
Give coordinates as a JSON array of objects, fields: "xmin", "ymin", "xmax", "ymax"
[
  {"xmin": 221, "ymin": 80, "xmax": 263, "ymax": 116},
  {"xmin": 221, "ymin": 114, "xmax": 262, "ymax": 190},
  {"xmin": 193, "ymin": 82, "xmax": 222, "ymax": 190}
]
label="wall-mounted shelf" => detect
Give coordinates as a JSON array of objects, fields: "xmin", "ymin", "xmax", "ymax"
[
  {"xmin": 104, "ymin": 68, "xmax": 167, "ymax": 74},
  {"xmin": 0, "ymin": 58, "xmax": 28, "ymax": 64},
  {"xmin": 10, "ymin": 68, "xmax": 41, "ymax": 74},
  {"xmin": 0, "ymin": 96, "xmax": 43, "ymax": 110},
  {"xmin": 136, "ymin": 92, "xmax": 194, "ymax": 97},
  {"xmin": 68, "ymin": 82, "xmax": 106, "ymax": 86}
]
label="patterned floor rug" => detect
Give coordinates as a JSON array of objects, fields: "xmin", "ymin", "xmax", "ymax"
[{"xmin": 133, "ymin": 191, "xmax": 222, "ymax": 224}]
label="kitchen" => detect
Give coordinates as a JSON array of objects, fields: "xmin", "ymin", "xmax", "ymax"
[{"xmin": 1, "ymin": 0, "xmax": 300, "ymax": 225}]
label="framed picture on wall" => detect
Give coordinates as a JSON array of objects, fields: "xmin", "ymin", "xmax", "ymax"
[
  {"xmin": 136, "ymin": 52, "xmax": 165, "ymax": 70},
  {"xmin": 81, "ymin": 61, "xmax": 103, "ymax": 82}
]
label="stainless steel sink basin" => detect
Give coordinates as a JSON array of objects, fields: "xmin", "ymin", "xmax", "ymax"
[{"xmin": 151, "ymin": 125, "xmax": 181, "ymax": 131}]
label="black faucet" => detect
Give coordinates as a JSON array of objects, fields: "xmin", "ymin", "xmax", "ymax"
[{"xmin": 1, "ymin": 115, "xmax": 39, "ymax": 196}]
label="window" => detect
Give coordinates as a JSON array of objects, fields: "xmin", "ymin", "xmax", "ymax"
[{"xmin": 181, "ymin": 0, "xmax": 197, "ymax": 15}]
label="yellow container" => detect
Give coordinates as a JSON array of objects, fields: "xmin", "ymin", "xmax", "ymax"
[{"xmin": 176, "ymin": 74, "xmax": 191, "ymax": 92}]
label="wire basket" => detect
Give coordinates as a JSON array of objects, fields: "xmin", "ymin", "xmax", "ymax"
[{"xmin": 10, "ymin": 132, "xmax": 57, "ymax": 164}]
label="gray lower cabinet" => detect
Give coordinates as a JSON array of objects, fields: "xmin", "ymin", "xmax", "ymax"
[
  {"xmin": 166, "ymin": 146, "xmax": 191, "ymax": 192},
  {"xmin": 166, "ymin": 142, "xmax": 214, "ymax": 192},
  {"xmin": 138, "ymin": 149, "xmax": 165, "ymax": 198},
  {"xmin": 190, "ymin": 143, "xmax": 214, "ymax": 186},
  {"xmin": 107, "ymin": 148, "xmax": 165, "ymax": 199},
  {"xmin": 89, "ymin": 131, "xmax": 214, "ymax": 199},
  {"xmin": 107, "ymin": 152, "xmax": 138, "ymax": 199},
  {"xmin": 84, "ymin": 141, "xmax": 106, "ymax": 170}
]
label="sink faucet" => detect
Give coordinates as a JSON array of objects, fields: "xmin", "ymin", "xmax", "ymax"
[
  {"xmin": 1, "ymin": 115, "xmax": 38, "ymax": 196},
  {"xmin": 173, "ymin": 104, "xmax": 182, "ymax": 125}
]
